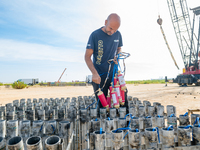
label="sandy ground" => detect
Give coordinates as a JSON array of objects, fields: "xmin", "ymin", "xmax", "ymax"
[{"xmin": 0, "ymin": 83, "xmax": 200, "ymax": 116}]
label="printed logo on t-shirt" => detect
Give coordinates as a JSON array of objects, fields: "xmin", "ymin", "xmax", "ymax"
[
  {"xmin": 96, "ymin": 40, "xmax": 103, "ymax": 65},
  {"xmin": 87, "ymin": 44, "xmax": 91, "ymax": 47},
  {"xmin": 114, "ymin": 39, "xmax": 119, "ymax": 42}
]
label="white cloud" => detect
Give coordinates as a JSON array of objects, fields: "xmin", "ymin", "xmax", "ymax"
[{"xmin": 0, "ymin": 39, "xmax": 84, "ymax": 62}]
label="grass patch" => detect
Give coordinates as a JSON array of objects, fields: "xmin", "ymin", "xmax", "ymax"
[
  {"xmin": 126, "ymin": 80, "xmax": 165, "ymax": 84},
  {"xmin": 0, "ymin": 82, "xmax": 3, "ymax": 86},
  {"xmin": 12, "ymin": 81, "xmax": 27, "ymax": 89}
]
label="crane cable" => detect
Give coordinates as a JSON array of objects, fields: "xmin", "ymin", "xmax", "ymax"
[{"xmin": 157, "ymin": 15, "xmax": 180, "ymax": 70}]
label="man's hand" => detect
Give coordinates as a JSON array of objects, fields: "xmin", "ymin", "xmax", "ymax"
[
  {"xmin": 113, "ymin": 56, "xmax": 118, "ymax": 64},
  {"xmin": 92, "ymin": 73, "xmax": 101, "ymax": 84}
]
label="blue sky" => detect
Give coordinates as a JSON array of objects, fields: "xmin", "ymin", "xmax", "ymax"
[{"xmin": 0, "ymin": 0, "xmax": 199, "ymax": 83}]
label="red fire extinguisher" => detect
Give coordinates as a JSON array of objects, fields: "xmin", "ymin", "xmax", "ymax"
[
  {"xmin": 97, "ymin": 89, "xmax": 109, "ymax": 110},
  {"xmin": 111, "ymin": 89, "xmax": 119, "ymax": 109},
  {"xmin": 118, "ymin": 71, "xmax": 127, "ymax": 91},
  {"xmin": 121, "ymin": 89, "xmax": 125, "ymax": 105},
  {"xmin": 114, "ymin": 74, "xmax": 118, "ymax": 86},
  {"xmin": 107, "ymin": 94, "xmax": 111, "ymax": 108},
  {"xmin": 114, "ymin": 81, "xmax": 122, "ymax": 105}
]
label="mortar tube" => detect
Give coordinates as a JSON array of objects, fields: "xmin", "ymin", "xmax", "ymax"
[
  {"xmin": 94, "ymin": 130, "xmax": 106, "ymax": 150},
  {"xmin": 26, "ymin": 110, "xmax": 35, "ymax": 122},
  {"xmin": 153, "ymin": 102, "xmax": 161, "ymax": 116},
  {"xmin": 45, "ymin": 120, "xmax": 57, "ymax": 135},
  {"xmin": 13, "ymin": 100, "xmax": 19, "ymax": 107},
  {"xmin": 45, "ymin": 135, "xmax": 61, "ymax": 150},
  {"xmin": 118, "ymin": 118, "xmax": 129, "ymax": 148},
  {"xmin": 0, "ymin": 120, "xmax": 6, "ymax": 138},
  {"xmin": 37, "ymin": 109, "xmax": 45, "ymax": 121},
  {"xmin": 161, "ymin": 127, "xmax": 175, "ymax": 148},
  {"xmin": 119, "ymin": 107, "xmax": 126, "ymax": 118},
  {"xmin": 20, "ymin": 120, "xmax": 31, "ymax": 138},
  {"xmin": 111, "ymin": 130, "xmax": 124, "ymax": 149},
  {"xmin": 193, "ymin": 125, "xmax": 200, "ymax": 145},
  {"xmin": 33, "ymin": 99, "xmax": 37, "ymax": 104},
  {"xmin": 167, "ymin": 116, "xmax": 177, "ymax": 130},
  {"xmin": 143, "ymin": 101, "xmax": 151, "ymax": 116},
  {"xmin": 90, "ymin": 108, "xmax": 97, "ymax": 119},
  {"xmin": 138, "ymin": 106, "xmax": 145, "ymax": 118},
  {"xmin": 148, "ymin": 106, "xmax": 155, "ymax": 117},
  {"xmin": 58, "ymin": 109, "xmax": 65, "ymax": 121},
  {"xmin": 179, "ymin": 115, "xmax": 190, "ymax": 126},
  {"xmin": 100, "ymin": 108, "xmax": 107, "ymax": 119},
  {"xmin": 191, "ymin": 114, "xmax": 200, "ymax": 125},
  {"xmin": 156, "ymin": 116, "xmax": 165, "ymax": 142},
  {"xmin": 109, "ymin": 108, "xmax": 116, "ymax": 119},
  {"xmin": 80, "ymin": 109, "xmax": 90, "ymax": 123},
  {"xmin": 129, "ymin": 107, "xmax": 134, "ymax": 116},
  {"xmin": 167, "ymin": 105, "xmax": 176, "ymax": 117},
  {"xmin": 143, "ymin": 116, "xmax": 152, "ymax": 129},
  {"xmin": 177, "ymin": 126, "xmax": 191, "ymax": 146},
  {"xmin": 157, "ymin": 105, "xmax": 164, "ymax": 116},
  {"xmin": 133, "ymin": 97, "xmax": 138, "ymax": 104},
  {"xmin": 128, "ymin": 100, "xmax": 134, "ymax": 108},
  {"xmin": 145, "ymin": 128, "xmax": 158, "ymax": 149},
  {"xmin": 48, "ymin": 109, "xmax": 55, "ymax": 120},
  {"xmin": 26, "ymin": 136, "xmax": 43, "ymax": 150},
  {"xmin": 17, "ymin": 110, "xmax": 25, "ymax": 121},
  {"xmin": 128, "ymin": 129, "xmax": 140, "ymax": 150},
  {"xmin": 91, "ymin": 119, "xmax": 101, "ymax": 133},
  {"xmin": 6, "ymin": 120, "xmax": 18, "ymax": 139},
  {"xmin": 105, "ymin": 118, "xmax": 114, "ymax": 133},
  {"xmin": 59, "ymin": 120, "xmax": 71, "ymax": 149},
  {"xmin": 8, "ymin": 136, "xmax": 24, "ymax": 150},
  {"xmin": 130, "ymin": 117, "xmax": 139, "ymax": 130},
  {"xmin": 27, "ymin": 99, "xmax": 31, "ymax": 104},
  {"xmin": 6, "ymin": 111, "xmax": 15, "ymax": 121},
  {"xmin": 0, "ymin": 137, "xmax": 5, "ymax": 150},
  {"xmin": 32, "ymin": 120, "xmax": 44, "ymax": 137}
]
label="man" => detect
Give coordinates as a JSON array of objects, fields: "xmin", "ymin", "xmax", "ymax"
[{"xmin": 85, "ymin": 13, "xmax": 128, "ymax": 110}]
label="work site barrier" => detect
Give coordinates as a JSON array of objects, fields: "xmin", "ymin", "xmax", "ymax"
[{"xmin": 0, "ymin": 96, "xmax": 200, "ymax": 149}]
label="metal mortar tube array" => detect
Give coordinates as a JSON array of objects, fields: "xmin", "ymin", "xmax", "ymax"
[
  {"xmin": 2, "ymin": 95, "xmax": 200, "ymax": 149},
  {"xmin": 77, "ymin": 95, "xmax": 200, "ymax": 150},
  {"xmin": 0, "ymin": 97, "xmax": 78, "ymax": 150}
]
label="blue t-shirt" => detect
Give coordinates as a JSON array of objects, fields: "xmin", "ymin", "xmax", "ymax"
[{"xmin": 86, "ymin": 27, "xmax": 123, "ymax": 77}]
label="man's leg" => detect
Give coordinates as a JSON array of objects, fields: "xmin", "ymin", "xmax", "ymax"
[{"xmin": 124, "ymin": 89, "xmax": 129, "ymax": 114}]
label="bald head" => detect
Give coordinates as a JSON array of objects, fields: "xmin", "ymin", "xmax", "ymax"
[
  {"xmin": 103, "ymin": 13, "xmax": 121, "ymax": 36},
  {"xmin": 107, "ymin": 13, "xmax": 121, "ymax": 24}
]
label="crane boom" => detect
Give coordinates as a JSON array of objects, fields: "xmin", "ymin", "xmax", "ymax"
[
  {"xmin": 167, "ymin": 0, "xmax": 196, "ymax": 69},
  {"xmin": 57, "ymin": 68, "xmax": 67, "ymax": 83}
]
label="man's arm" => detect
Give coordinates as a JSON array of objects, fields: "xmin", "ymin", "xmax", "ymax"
[
  {"xmin": 114, "ymin": 47, "xmax": 122, "ymax": 64},
  {"xmin": 117, "ymin": 47, "xmax": 121, "ymax": 54},
  {"xmin": 84, "ymin": 49, "xmax": 101, "ymax": 84}
]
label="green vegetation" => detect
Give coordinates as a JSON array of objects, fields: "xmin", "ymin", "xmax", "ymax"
[
  {"xmin": 0, "ymin": 82, "xmax": 3, "ymax": 86},
  {"xmin": 4, "ymin": 83, "xmax": 12, "ymax": 86},
  {"xmin": 126, "ymin": 80, "xmax": 165, "ymax": 84},
  {"xmin": 12, "ymin": 81, "xmax": 27, "ymax": 89}
]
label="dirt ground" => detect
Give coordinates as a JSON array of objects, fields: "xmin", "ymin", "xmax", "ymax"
[{"xmin": 0, "ymin": 83, "xmax": 200, "ymax": 116}]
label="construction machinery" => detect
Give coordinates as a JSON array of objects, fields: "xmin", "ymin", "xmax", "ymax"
[
  {"xmin": 161, "ymin": 0, "xmax": 200, "ymax": 86},
  {"xmin": 57, "ymin": 68, "xmax": 67, "ymax": 83}
]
